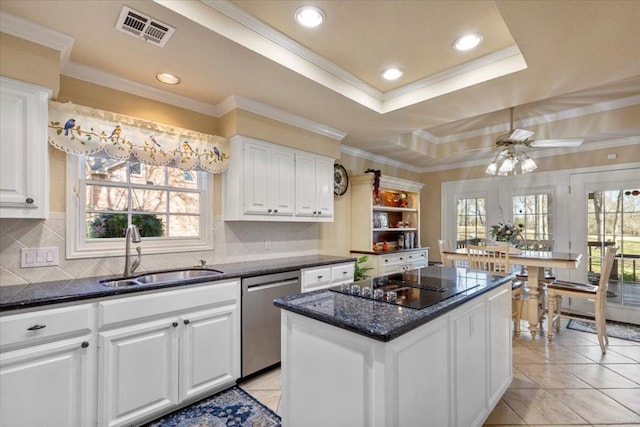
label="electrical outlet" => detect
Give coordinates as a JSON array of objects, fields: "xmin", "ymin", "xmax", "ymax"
[
  {"xmin": 265, "ymin": 239, "xmax": 272, "ymax": 250},
  {"xmin": 20, "ymin": 247, "xmax": 59, "ymax": 268}
]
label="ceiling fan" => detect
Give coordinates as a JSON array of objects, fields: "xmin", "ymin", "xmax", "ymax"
[{"xmin": 496, "ymin": 107, "xmax": 584, "ymax": 148}]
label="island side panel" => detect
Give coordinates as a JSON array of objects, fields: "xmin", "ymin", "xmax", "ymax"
[
  {"xmin": 488, "ymin": 285, "xmax": 513, "ymax": 407},
  {"xmin": 280, "ymin": 312, "xmax": 379, "ymax": 427}
]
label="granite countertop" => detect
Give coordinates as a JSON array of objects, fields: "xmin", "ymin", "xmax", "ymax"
[
  {"xmin": 274, "ymin": 265, "xmax": 513, "ymax": 342},
  {"xmin": 0, "ymin": 255, "xmax": 356, "ymax": 312}
]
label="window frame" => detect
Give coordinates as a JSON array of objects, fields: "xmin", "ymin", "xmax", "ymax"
[
  {"xmin": 510, "ymin": 186, "xmax": 555, "ymax": 243},
  {"xmin": 66, "ymin": 154, "xmax": 213, "ymax": 259}
]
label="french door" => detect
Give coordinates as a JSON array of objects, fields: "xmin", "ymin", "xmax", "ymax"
[{"xmin": 569, "ymin": 168, "xmax": 640, "ymax": 323}]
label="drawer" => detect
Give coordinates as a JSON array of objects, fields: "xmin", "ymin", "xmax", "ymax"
[
  {"xmin": 331, "ymin": 263, "xmax": 355, "ymax": 282},
  {"xmin": 380, "ymin": 265, "xmax": 403, "ymax": 275},
  {"xmin": 0, "ymin": 304, "xmax": 94, "ymax": 349},
  {"xmin": 99, "ymin": 279, "xmax": 239, "ymax": 328},
  {"xmin": 379, "ymin": 253, "xmax": 410, "ymax": 266},
  {"xmin": 301, "ymin": 266, "xmax": 331, "ymax": 292},
  {"xmin": 404, "ymin": 250, "xmax": 428, "ymax": 264}
]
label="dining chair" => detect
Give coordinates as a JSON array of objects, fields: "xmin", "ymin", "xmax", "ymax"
[
  {"xmin": 438, "ymin": 239, "xmax": 451, "ymax": 267},
  {"xmin": 467, "ymin": 244, "xmax": 524, "ymax": 336},
  {"xmin": 546, "ymin": 245, "xmax": 617, "ymax": 353}
]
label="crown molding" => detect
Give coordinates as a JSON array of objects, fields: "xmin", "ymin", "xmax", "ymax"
[
  {"xmin": 340, "ymin": 145, "xmax": 422, "ymax": 173},
  {"xmin": 61, "ymin": 62, "xmax": 220, "ymax": 116},
  {"xmin": 220, "ymin": 95, "xmax": 347, "ymax": 141},
  {"xmin": 0, "ymin": 10, "xmax": 74, "ymax": 63}
]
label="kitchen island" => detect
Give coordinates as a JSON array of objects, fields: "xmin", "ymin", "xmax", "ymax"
[{"xmin": 274, "ymin": 266, "xmax": 514, "ymax": 427}]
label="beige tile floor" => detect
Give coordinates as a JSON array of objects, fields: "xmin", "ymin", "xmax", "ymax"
[{"xmin": 242, "ymin": 320, "xmax": 640, "ymax": 426}]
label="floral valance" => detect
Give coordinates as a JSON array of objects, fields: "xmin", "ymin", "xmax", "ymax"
[{"xmin": 47, "ymin": 101, "xmax": 230, "ymax": 173}]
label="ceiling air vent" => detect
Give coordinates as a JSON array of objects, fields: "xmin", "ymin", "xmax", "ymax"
[{"xmin": 115, "ymin": 6, "xmax": 175, "ymax": 47}]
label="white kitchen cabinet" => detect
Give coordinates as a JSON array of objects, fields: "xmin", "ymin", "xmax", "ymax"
[
  {"xmin": 223, "ymin": 135, "xmax": 334, "ymax": 222},
  {"xmin": 280, "ymin": 282, "xmax": 512, "ymax": 427},
  {"xmin": 242, "ymin": 138, "xmax": 294, "ymax": 217},
  {"xmin": 0, "ymin": 304, "xmax": 96, "ymax": 427},
  {"xmin": 98, "ymin": 279, "xmax": 240, "ymax": 427},
  {"xmin": 294, "ymin": 152, "xmax": 334, "ymax": 221},
  {"xmin": 301, "ymin": 261, "xmax": 355, "ymax": 292},
  {"xmin": 452, "ymin": 299, "xmax": 488, "ymax": 427},
  {"xmin": 0, "ymin": 76, "xmax": 52, "ymax": 219}
]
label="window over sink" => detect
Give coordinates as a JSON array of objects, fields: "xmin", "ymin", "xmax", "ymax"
[{"xmin": 66, "ymin": 153, "xmax": 213, "ymax": 259}]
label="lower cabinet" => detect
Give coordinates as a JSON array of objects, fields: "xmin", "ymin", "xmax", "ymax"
[
  {"xmin": 98, "ymin": 280, "xmax": 240, "ymax": 427},
  {"xmin": 301, "ymin": 261, "xmax": 355, "ymax": 292},
  {"xmin": 0, "ymin": 304, "xmax": 96, "ymax": 427}
]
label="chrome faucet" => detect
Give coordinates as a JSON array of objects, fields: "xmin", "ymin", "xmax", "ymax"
[{"xmin": 124, "ymin": 224, "xmax": 142, "ymax": 277}]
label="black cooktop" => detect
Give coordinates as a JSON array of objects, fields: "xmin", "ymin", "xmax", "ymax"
[{"xmin": 329, "ymin": 269, "xmax": 481, "ymax": 310}]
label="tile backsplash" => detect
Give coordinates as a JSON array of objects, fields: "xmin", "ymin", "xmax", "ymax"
[{"xmin": 0, "ymin": 213, "xmax": 320, "ymax": 286}]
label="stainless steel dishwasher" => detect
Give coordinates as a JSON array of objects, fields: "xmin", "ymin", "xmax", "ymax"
[{"xmin": 241, "ymin": 270, "xmax": 300, "ymax": 377}]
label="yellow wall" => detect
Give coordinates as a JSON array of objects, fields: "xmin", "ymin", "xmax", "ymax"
[
  {"xmin": 0, "ymin": 33, "xmax": 60, "ymax": 95},
  {"xmin": 419, "ymin": 144, "xmax": 640, "ymax": 262}
]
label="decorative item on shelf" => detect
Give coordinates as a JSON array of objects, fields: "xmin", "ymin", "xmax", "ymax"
[
  {"xmin": 382, "ymin": 241, "xmax": 389, "ymax": 251},
  {"xmin": 333, "ymin": 163, "xmax": 349, "ymax": 196},
  {"xmin": 365, "ymin": 168, "xmax": 381, "ymax": 204},
  {"xmin": 372, "ymin": 212, "xmax": 388, "ymax": 229}
]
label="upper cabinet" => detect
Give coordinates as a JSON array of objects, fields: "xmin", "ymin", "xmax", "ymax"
[
  {"xmin": 223, "ymin": 135, "xmax": 334, "ymax": 222},
  {"xmin": 0, "ymin": 77, "xmax": 52, "ymax": 219},
  {"xmin": 294, "ymin": 152, "xmax": 334, "ymax": 221}
]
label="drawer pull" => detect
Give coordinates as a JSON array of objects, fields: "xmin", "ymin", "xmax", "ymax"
[
  {"xmin": 268, "ymin": 209, "xmax": 272, "ymax": 213},
  {"xmin": 384, "ymin": 259, "xmax": 389, "ymax": 263},
  {"xmin": 400, "ymin": 257, "xmax": 404, "ymax": 261},
  {"xmin": 25, "ymin": 197, "xmax": 34, "ymax": 205},
  {"xmin": 274, "ymin": 209, "xmax": 278, "ymax": 213},
  {"xmin": 313, "ymin": 211, "xmax": 317, "ymax": 215},
  {"xmin": 81, "ymin": 341, "xmax": 89, "ymax": 348},
  {"xmin": 27, "ymin": 324, "xmax": 46, "ymax": 331},
  {"xmin": 317, "ymin": 275, "xmax": 324, "ymax": 279},
  {"xmin": 172, "ymin": 322, "xmax": 179, "ymax": 328},
  {"xmin": 184, "ymin": 319, "xmax": 190, "ymax": 325},
  {"xmin": 342, "ymin": 271, "xmax": 348, "ymax": 274}
]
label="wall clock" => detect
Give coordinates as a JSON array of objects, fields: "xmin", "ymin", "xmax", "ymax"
[{"xmin": 334, "ymin": 163, "xmax": 349, "ymax": 196}]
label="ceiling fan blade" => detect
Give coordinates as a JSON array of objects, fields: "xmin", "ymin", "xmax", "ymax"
[
  {"xmin": 530, "ymin": 138, "xmax": 584, "ymax": 148},
  {"xmin": 509, "ymin": 128, "xmax": 535, "ymax": 142}
]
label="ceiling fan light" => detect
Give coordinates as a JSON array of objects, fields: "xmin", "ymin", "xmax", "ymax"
[
  {"xmin": 510, "ymin": 128, "xmax": 535, "ymax": 142},
  {"xmin": 521, "ymin": 157, "xmax": 538, "ymax": 174},
  {"xmin": 485, "ymin": 162, "xmax": 498, "ymax": 175},
  {"xmin": 498, "ymin": 157, "xmax": 515, "ymax": 175}
]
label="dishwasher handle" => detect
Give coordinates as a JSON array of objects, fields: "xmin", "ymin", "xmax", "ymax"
[{"xmin": 246, "ymin": 278, "xmax": 299, "ymax": 292}]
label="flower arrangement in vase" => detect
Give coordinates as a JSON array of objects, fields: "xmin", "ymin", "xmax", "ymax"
[{"xmin": 489, "ymin": 221, "xmax": 525, "ymax": 249}]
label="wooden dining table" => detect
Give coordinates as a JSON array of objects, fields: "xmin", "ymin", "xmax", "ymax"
[{"xmin": 442, "ymin": 249, "xmax": 583, "ymax": 338}]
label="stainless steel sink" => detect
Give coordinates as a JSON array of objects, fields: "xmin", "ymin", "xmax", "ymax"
[
  {"xmin": 100, "ymin": 268, "xmax": 223, "ymax": 287},
  {"xmin": 136, "ymin": 269, "xmax": 223, "ymax": 284}
]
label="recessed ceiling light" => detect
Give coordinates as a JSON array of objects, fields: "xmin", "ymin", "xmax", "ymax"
[
  {"xmin": 155, "ymin": 72, "xmax": 181, "ymax": 85},
  {"xmin": 294, "ymin": 6, "xmax": 325, "ymax": 28},
  {"xmin": 453, "ymin": 33, "xmax": 483, "ymax": 51},
  {"xmin": 381, "ymin": 68, "xmax": 404, "ymax": 81}
]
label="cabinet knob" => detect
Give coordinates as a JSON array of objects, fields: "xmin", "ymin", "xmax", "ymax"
[
  {"xmin": 317, "ymin": 212, "xmax": 322, "ymax": 215},
  {"xmin": 317, "ymin": 275, "xmax": 323, "ymax": 279},
  {"xmin": 400, "ymin": 257, "xmax": 404, "ymax": 261},
  {"xmin": 184, "ymin": 319, "xmax": 190, "ymax": 325},
  {"xmin": 384, "ymin": 259, "xmax": 389, "ymax": 263},
  {"xmin": 172, "ymin": 322, "xmax": 179, "ymax": 328},
  {"xmin": 25, "ymin": 197, "xmax": 34, "ymax": 205},
  {"xmin": 274, "ymin": 209, "xmax": 278, "ymax": 213},
  {"xmin": 342, "ymin": 271, "xmax": 348, "ymax": 275},
  {"xmin": 81, "ymin": 341, "xmax": 89, "ymax": 348},
  {"xmin": 27, "ymin": 324, "xmax": 46, "ymax": 331},
  {"xmin": 268, "ymin": 209, "xmax": 272, "ymax": 213},
  {"xmin": 313, "ymin": 211, "xmax": 317, "ymax": 215}
]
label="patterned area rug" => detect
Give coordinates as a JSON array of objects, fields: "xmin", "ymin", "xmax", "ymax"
[
  {"xmin": 143, "ymin": 386, "xmax": 281, "ymax": 427},
  {"xmin": 566, "ymin": 319, "xmax": 640, "ymax": 342}
]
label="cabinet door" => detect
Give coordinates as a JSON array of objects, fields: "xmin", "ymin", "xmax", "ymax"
[
  {"xmin": 0, "ymin": 336, "xmax": 95, "ymax": 427},
  {"xmin": 180, "ymin": 303, "xmax": 239, "ymax": 402},
  {"xmin": 243, "ymin": 140, "xmax": 270, "ymax": 214},
  {"xmin": 0, "ymin": 77, "xmax": 50, "ymax": 219},
  {"xmin": 294, "ymin": 152, "xmax": 316, "ymax": 216},
  {"xmin": 487, "ymin": 286, "xmax": 512, "ymax": 405},
  {"xmin": 314, "ymin": 157, "xmax": 334, "ymax": 218},
  {"xmin": 99, "ymin": 318, "xmax": 179, "ymax": 427},
  {"xmin": 452, "ymin": 300, "xmax": 488, "ymax": 427},
  {"xmin": 269, "ymin": 146, "xmax": 295, "ymax": 216}
]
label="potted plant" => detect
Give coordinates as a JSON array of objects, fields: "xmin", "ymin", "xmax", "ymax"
[{"xmin": 354, "ymin": 255, "xmax": 374, "ymax": 281}]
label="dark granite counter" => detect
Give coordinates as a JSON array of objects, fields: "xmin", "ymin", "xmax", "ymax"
[
  {"xmin": 0, "ymin": 255, "xmax": 355, "ymax": 312},
  {"xmin": 274, "ymin": 265, "xmax": 513, "ymax": 342}
]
